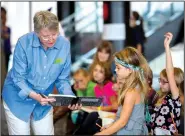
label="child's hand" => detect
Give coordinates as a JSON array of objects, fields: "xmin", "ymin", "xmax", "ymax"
[
  {"xmin": 94, "ymin": 124, "xmax": 112, "ymax": 135},
  {"xmin": 68, "ymin": 103, "xmax": 82, "ymax": 110},
  {"xmin": 100, "ymin": 124, "xmax": 112, "ymax": 131},
  {"xmin": 89, "ymin": 106, "xmax": 97, "ymax": 110},
  {"xmin": 94, "ymin": 132, "xmax": 101, "ymax": 135},
  {"xmin": 85, "ymin": 106, "xmax": 96, "ymax": 110},
  {"xmin": 73, "ymin": 84, "xmax": 79, "ymax": 91},
  {"xmin": 164, "ymin": 32, "xmax": 173, "ymax": 47},
  {"xmin": 112, "ymin": 83, "xmax": 120, "ymax": 91}
]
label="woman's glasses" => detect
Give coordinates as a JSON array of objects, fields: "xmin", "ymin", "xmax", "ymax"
[
  {"xmin": 40, "ymin": 33, "xmax": 59, "ymax": 41},
  {"xmin": 158, "ymin": 78, "xmax": 169, "ymax": 85}
]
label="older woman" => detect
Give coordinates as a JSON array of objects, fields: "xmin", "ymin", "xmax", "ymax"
[{"xmin": 2, "ymin": 11, "xmax": 79, "ymax": 135}]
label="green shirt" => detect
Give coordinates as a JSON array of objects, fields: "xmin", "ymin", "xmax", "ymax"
[{"xmin": 76, "ymin": 81, "xmax": 96, "ymax": 97}]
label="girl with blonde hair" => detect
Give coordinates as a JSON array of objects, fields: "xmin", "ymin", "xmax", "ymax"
[
  {"xmin": 95, "ymin": 47, "xmax": 149, "ymax": 135},
  {"xmin": 150, "ymin": 32, "xmax": 183, "ymax": 135}
]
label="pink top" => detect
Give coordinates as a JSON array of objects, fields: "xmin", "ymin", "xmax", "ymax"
[{"xmin": 94, "ymin": 81, "xmax": 117, "ymax": 106}]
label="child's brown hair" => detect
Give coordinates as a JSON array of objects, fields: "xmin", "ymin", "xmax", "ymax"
[
  {"xmin": 90, "ymin": 61, "xmax": 112, "ymax": 85},
  {"xmin": 93, "ymin": 41, "xmax": 113, "ymax": 63},
  {"xmin": 159, "ymin": 67, "xmax": 184, "ymax": 96}
]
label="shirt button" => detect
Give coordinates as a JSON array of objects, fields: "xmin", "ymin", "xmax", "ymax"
[
  {"xmin": 33, "ymin": 104, "xmax": 36, "ymax": 106},
  {"xmin": 44, "ymin": 66, "xmax": 46, "ymax": 69},
  {"xmin": 42, "ymin": 88, "xmax": 44, "ymax": 90},
  {"xmin": 43, "ymin": 77, "xmax": 46, "ymax": 79},
  {"xmin": 44, "ymin": 55, "xmax": 47, "ymax": 58}
]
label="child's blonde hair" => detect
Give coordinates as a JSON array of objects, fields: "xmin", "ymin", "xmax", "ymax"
[
  {"xmin": 158, "ymin": 68, "xmax": 184, "ymax": 113},
  {"xmin": 73, "ymin": 68, "xmax": 89, "ymax": 78},
  {"xmin": 180, "ymin": 80, "xmax": 184, "ymax": 96},
  {"xmin": 114, "ymin": 47, "xmax": 149, "ymax": 105},
  {"xmin": 180, "ymin": 80, "xmax": 184, "ymax": 116},
  {"xmin": 159, "ymin": 68, "xmax": 184, "ymax": 97}
]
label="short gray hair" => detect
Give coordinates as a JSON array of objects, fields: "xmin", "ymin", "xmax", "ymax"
[{"xmin": 33, "ymin": 11, "xmax": 59, "ymax": 33}]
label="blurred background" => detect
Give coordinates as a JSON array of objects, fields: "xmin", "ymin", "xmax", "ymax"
[{"xmin": 1, "ymin": 1, "xmax": 184, "ymax": 135}]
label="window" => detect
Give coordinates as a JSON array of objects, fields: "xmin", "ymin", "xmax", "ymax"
[
  {"xmin": 75, "ymin": 2, "xmax": 103, "ymax": 33},
  {"xmin": 131, "ymin": 2, "xmax": 184, "ymax": 33},
  {"xmin": 2, "ymin": 2, "xmax": 29, "ymax": 47},
  {"xmin": 1, "ymin": 2, "xmax": 57, "ymax": 47},
  {"xmin": 2, "ymin": 2, "xmax": 57, "ymax": 70},
  {"xmin": 31, "ymin": 2, "xmax": 57, "ymax": 31}
]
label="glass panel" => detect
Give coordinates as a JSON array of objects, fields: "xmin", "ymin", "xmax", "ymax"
[
  {"xmin": 131, "ymin": 2, "xmax": 184, "ymax": 34},
  {"xmin": 173, "ymin": 2, "xmax": 184, "ymax": 12},
  {"xmin": 75, "ymin": 2, "xmax": 103, "ymax": 33},
  {"xmin": 131, "ymin": 2, "xmax": 148, "ymax": 17}
]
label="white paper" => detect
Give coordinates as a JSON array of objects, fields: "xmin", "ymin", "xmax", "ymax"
[{"xmin": 154, "ymin": 127, "xmax": 171, "ymax": 135}]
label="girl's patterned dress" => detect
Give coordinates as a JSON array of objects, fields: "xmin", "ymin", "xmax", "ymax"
[{"xmin": 150, "ymin": 93, "xmax": 181, "ymax": 135}]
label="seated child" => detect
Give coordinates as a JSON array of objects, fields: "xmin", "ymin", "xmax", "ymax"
[
  {"xmin": 73, "ymin": 68, "xmax": 96, "ymax": 97},
  {"xmin": 150, "ymin": 33, "xmax": 183, "ymax": 135},
  {"xmin": 71, "ymin": 68, "xmax": 96, "ymax": 125},
  {"xmin": 74, "ymin": 61, "xmax": 118, "ymax": 135}
]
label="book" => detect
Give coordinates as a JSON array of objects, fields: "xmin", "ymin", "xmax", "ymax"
[{"xmin": 48, "ymin": 94, "xmax": 103, "ymax": 107}]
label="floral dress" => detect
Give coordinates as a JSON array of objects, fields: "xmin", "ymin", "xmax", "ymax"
[{"xmin": 150, "ymin": 93, "xmax": 181, "ymax": 135}]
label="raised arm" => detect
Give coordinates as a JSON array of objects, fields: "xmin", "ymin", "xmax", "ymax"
[{"xmin": 164, "ymin": 32, "xmax": 179, "ymax": 99}]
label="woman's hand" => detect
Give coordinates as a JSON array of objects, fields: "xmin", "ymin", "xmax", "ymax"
[
  {"xmin": 29, "ymin": 91, "xmax": 56, "ymax": 106},
  {"xmin": 164, "ymin": 32, "xmax": 173, "ymax": 47},
  {"xmin": 39, "ymin": 95, "xmax": 56, "ymax": 106},
  {"xmin": 68, "ymin": 103, "xmax": 82, "ymax": 110}
]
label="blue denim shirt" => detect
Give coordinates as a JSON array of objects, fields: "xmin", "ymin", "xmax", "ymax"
[{"xmin": 2, "ymin": 32, "xmax": 74, "ymax": 122}]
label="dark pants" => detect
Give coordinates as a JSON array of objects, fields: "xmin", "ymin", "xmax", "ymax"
[
  {"xmin": 179, "ymin": 116, "xmax": 184, "ymax": 135},
  {"xmin": 5, "ymin": 53, "xmax": 10, "ymax": 70},
  {"xmin": 74, "ymin": 112, "xmax": 102, "ymax": 135}
]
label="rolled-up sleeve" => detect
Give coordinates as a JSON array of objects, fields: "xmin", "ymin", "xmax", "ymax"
[
  {"xmin": 55, "ymin": 42, "xmax": 74, "ymax": 96},
  {"xmin": 11, "ymin": 40, "xmax": 33, "ymax": 100}
]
